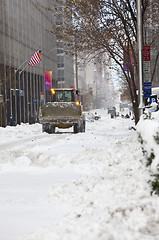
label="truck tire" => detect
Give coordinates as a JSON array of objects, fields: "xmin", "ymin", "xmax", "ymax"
[
  {"xmin": 82, "ymin": 120, "xmax": 86, "ymax": 132},
  {"xmin": 42, "ymin": 124, "xmax": 55, "ymax": 134},
  {"xmin": 42, "ymin": 123, "xmax": 47, "ymax": 133},
  {"xmin": 80, "ymin": 120, "xmax": 85, "ymax": 132},
  {"xmin": 74, "ymin": 123, "xmax": 79, "ymax": 133},
  {"xmin": 50, "ymin": 125, "xmax": 55, "ymax": 134}
]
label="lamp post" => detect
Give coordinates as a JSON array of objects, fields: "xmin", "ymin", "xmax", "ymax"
[{"xmin": 137, "ymin": 0, "xmax": 144, "ymax": 117}]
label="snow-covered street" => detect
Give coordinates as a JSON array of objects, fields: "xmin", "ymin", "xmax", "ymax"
[{"xmin": 0, "ymin": 109, "xmax": 159, "ymax": 240}]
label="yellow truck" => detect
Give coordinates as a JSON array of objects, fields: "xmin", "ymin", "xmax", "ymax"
[{"xmin": 39, "ymin": 88, "xmax": 85, "ymax": 133}]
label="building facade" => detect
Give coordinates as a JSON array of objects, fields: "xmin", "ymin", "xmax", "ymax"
[
  {"xmin": 78, "ymin": 53, "xmax": 114, "ymax": 111},
  {"xmin": 56, "ymin": 0, "xmax": 74, "ymax": 88},
  {"xmin": 0, "ymin": 0, "xmax": 58, "ymax": 126}
]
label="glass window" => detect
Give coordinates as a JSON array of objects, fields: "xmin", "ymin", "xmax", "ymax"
[
  {"xmin": 58, "ymin": 63, "xmax": 64, "ymax": 68},
  {"xmin": 58, "ymin": 69, "xmax": 64, "ymax": 77},
  {"xmin": 57, "ymin": 49, "xmax": 64, "ymax": 54},
  {"xmin": 54, "ymin": 90, "xmax": 74, "ymax": 102},
  {"xmin": 57, "ymin": 55, "xmax": 64, "ymax": 63},
  {"xmin": 58, "ymin": 77, "xmax": 64, "ymax": 82},
  {"xmin": 57, "ymin": 42, "xmax": 63, "ymax": 48}
]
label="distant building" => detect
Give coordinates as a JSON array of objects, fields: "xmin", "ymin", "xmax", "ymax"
[
  {"xmin": 78, "ymin": 53, "xmax": 114, "ymax": 110},
  {"xmin": 56, "ymin": 41, "xmax": 74, "ymax": 88},
  {"xmin": 55, "ymin": 1, "xmax": 74, "ymax": 88}
]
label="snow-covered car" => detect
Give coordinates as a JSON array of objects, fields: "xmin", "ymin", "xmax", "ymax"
[
  {"xmin": 107, "ymin": 106, "xmax": 116, "ymax": 118},
  {"xmin": 94, "ymin": 112, "xmax": 101, "ymax": 120},
  {"xmin": 84, "ymin": 112, "xmax": 101, "ymax": 122}
]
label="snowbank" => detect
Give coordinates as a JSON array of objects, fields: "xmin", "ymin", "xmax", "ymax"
[
  {"xmin": 1, "ymin": 110, "xmax": 159, "ymax": 240},
  {"xmin": 136, "ymin": 110, "xmax": 159, "ymax": 194}
]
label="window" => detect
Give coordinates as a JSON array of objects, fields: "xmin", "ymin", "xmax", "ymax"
[
  {"xmin": 57, "ymin": 42, "xmax": 63, "ymax": 48},
  {"xmin": 58, "ymin": 77, "xmax": 64, "ymax": 82},
  {"xmin": 58, "ymin": 69, "xmax": 64, "ymax": 77},
  {"xmin": 54, "ymin": 90, "xmax": 74, "ymax": 102},
  {"xmin": 58, "ymin": 63, "xmax": 64, "ymax": 68},
  {"xmin": 57, "ymin": 49, "xmax": 64, "ymax": 54}
]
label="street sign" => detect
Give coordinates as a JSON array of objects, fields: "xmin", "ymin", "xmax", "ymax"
[
  {"xmin": 143, "ymin": 61, "xmax": 151, "ymax": 82},
  {"xmin": 143, "ymin": 46, "xmax": 151, "ymax": 83},
  {"xmin": 143, "ymin": 46, "xmax": 150, "ymax": 61},
  {"xmin": 144, "ymin": 82, "xmax": 151, "ymax": 98},
  {"xmin": 40, "ymin": 92, "xmax": 44, "ymax": 105},
  {"xmin": 150, "ymin": 95, "xmax": 157, "ymax": 103},
  {"xmin": 40, "ymin": 92, "xmax": 44, "ymax": 99},
  {"xmin": 19, "ymin": 90, "xmax": 24, "ymax": 96}
]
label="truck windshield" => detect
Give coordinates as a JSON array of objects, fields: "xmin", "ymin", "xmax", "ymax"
[{"xmin": 54, "ymin": 90, "xmax": 74, "ymax": 102}]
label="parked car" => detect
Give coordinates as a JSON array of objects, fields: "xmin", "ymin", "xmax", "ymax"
[
  {"xmin": 84, "ymin": 112, "xmax": 101, "ymax": 122},
  {"xmin": 107, "ymin": 106, "xmax": 116, "ymax": 118},
  {"xmin": 94, "ymin": 112, "xmax": 101, "ymax": 120}
]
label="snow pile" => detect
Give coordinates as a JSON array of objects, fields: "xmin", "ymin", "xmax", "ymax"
[
  {"xmin": 136, "ymin": 110, "xmax": 159, "ymax": 194},
  {"xmin": 1, "ymin": 110, "xmax": 159, "ymax": 240}
]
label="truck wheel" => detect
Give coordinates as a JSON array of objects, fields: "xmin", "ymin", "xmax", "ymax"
[
  {"xmin": 50, "ymin": 125, "xmax": 55, "ymax": 134},
  {"xmin": 47, "ymin": 124, "xmax": 55, "ymax": 134},
  {"xmin": 74, "ymin": 123, "xmax": 79, "ymax": 133},
  {"xmin": 80, "ymin": 120, "xmax": 85, "ymax": 132},
  {"xmin": 82, "ymin": 120, "xmax": 86, "ymax": 132},
  {"xmin": 42, "ymin": 124, "xmax": 50, "ymax": 133},
  {"xmin": 42, "ymin": 124, "xmax": 47, "ymax": 133},
  {"xmin": 42, "ymin": 124, "xmax": 55, "ymax": 134}
]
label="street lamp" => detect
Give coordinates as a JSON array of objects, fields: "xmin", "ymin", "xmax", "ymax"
[{"xmin": 137, "ymin": 0, "xmax": 144, "ymax": 117}]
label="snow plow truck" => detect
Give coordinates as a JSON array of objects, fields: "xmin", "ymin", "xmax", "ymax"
[{"xmin": 39, "ymin": 88, "xmax": 85, "ymax": 134}]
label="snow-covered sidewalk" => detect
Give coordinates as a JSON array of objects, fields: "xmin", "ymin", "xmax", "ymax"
[{"xmin": 0, "ymin": 109, "xmax": 159, "ymax": 240}]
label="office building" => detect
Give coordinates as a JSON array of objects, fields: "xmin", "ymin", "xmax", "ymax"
[
  {"xmin": 0, "ymin": 0, "xmax": 58, "ymax": 126},
  {"xmin": 55, "ymin": 0, "xmax": 74, "ymax": 88}
]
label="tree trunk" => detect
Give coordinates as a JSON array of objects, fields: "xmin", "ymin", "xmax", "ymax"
[{"xmin": 132, "ymin": 100, "xmax": 139, "ymax": 125}]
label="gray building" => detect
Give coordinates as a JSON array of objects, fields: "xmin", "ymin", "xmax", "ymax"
[
  {"xmin": 56, "ymin": 41, "xmax": 74, "ymax": 88},
  {"xmin": 56, "ymin": 1, "xmax": 74, "ymax": 88},
  {"xmin": 0, "ymin": 0, "xmax": 58, "ymax": 126}
]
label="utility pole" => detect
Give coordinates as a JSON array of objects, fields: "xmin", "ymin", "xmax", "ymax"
[
  {"xmin": 137, "ymin": 0, "xmax": 144, "ymax": 117},
  {"xmin": 75, "ymin": 49, "xmax": 78, "ymax": 90},
  {"xmin": 74, "ymin": 32, "xmax": 78, "ymax": 90}
]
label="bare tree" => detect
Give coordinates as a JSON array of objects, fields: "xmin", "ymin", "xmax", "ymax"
[{"xmin": 49, "ymin": 0, "xmax": 159, "ymax": 124}]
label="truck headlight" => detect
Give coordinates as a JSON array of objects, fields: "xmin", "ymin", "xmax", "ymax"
[{"xmin": 51, "ymin": 88, "xmax": 55, "ymax": 94}]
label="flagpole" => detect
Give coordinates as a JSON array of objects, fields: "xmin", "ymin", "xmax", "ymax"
[
  {"xmin": 15, "ymin": 59, "xmax": 29, "ymax": 73},
  {"xmin": 19, "ymin": 63, "xmax": 30, "ymax": 75}
]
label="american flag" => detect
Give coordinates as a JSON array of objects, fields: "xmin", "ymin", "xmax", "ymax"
[{"xmin": 28, "ymin": 50, "xmax": 42, "ymax": 67}]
